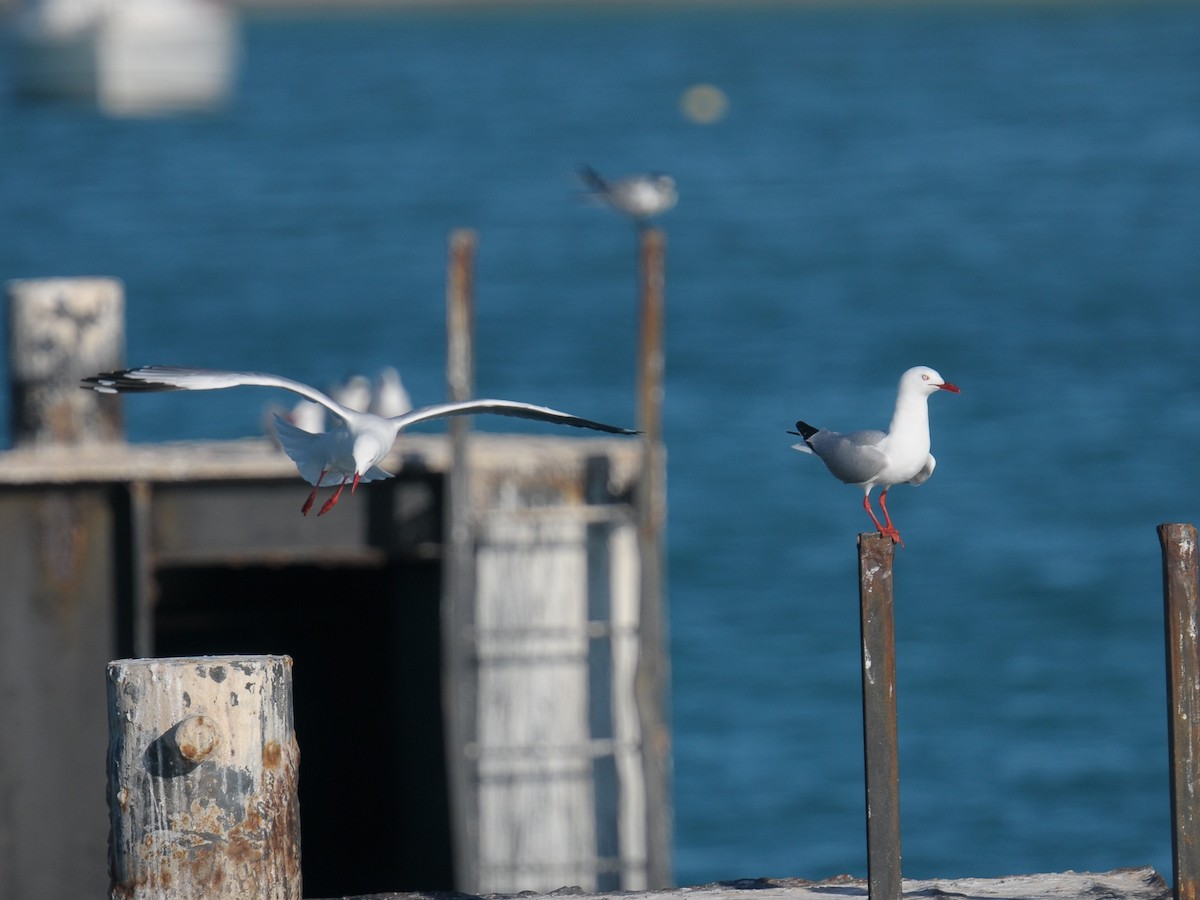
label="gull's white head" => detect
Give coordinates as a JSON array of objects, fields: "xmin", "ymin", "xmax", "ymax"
[
  {"xmin": 901, "ymin": 366, "xmax": 960, "ymax": 396},
  {"xmin": 351, "ymin": 433, "xmax": 388, "ymax": 488}
]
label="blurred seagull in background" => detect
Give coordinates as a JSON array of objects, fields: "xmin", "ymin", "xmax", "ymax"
[
  {"xmin": 83, "ymin": 365, "xmax": 637, "ymax": 517},
  {"xmin": 278, "ymin": 367, "xmax": 412, "ymax": 436},
  {"xmin": 332, "ymin": 373, "xmax": 371, "ymax": 414},
  {"xmin": 788, "ymin": 366, "xmax": 960, "ymax": 547},
  {"xmin": 368, "ymin": 366, "xmax": 412, "ymax": 418},
  {"xmin": 578, "ymin": 165, "xmax": 677, "ymax": 227}
]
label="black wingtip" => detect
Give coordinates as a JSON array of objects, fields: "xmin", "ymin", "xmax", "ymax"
[
  {"xmin": 578, "ymin": 164, "xmax": 607, "ymax": 191},
  {"xmin": 79, "ymin": 368, "xmax": 173, "ymax": 393},
  {"xmin": 787, "ymin": 420, "xmax": 819, "ymax": 443}
]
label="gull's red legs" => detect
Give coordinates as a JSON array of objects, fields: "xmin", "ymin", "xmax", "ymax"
[
  {"xmin": 877, "ymin": 489, "xmax": 905, "ymax": 548},
  {"xmin": 302, "ymin": 469, "xmax": 328, "ymax": 516},
  {"xmin": 863, "ymin": 492, "xmax": 904, "ymax": 547},
  {"xmin": 318, "ymin": 476, "xmax": 351, "ymax": 516},
  {"xmin": 304, "ymin": 472, "xmax": 363, "ymax": 517}
]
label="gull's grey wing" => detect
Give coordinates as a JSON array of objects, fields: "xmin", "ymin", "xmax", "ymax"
[
  {"xmin": 391, "ymin": 399, "xmax": 637, "ymax": 435},
  {"xmin": 808, "ymin": 429, "xmax": 889, "ymax": 485}
]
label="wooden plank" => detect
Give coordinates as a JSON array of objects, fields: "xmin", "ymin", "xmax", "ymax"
[
  {"xmin": 0, "ymin": 434, "xmax": 641, "ymax": 488},
  {"xmin": 474, "ymin": 509, "xmax": 595, "ymax": 892},
  {"xmin": 148, "ymin": 480, "xmax": 373, "ymax": 561},
  {"xmin": 309, "ymin": 866, "xmax": 1170, "ymax": 900},
  {"xmin": 0, "ymin": 487, "xmax": 115, "ymax": 898}
]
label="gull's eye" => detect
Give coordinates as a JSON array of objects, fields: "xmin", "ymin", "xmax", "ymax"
[{"xmin": 921, "ymin": 373, "xmax": 930, "ymax": 381}]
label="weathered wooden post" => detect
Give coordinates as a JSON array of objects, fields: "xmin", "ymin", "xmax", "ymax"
[
  {"xmin": 1160, "ymin": 522, "xmax": 1200, "ymax": 900},
  {"xmin": 636, "ymin": 227, "xmax": 673, "ymax": 887},
  {"xmin": 6, "ymin": 276, "xmax": 125, "ymax": 447},
  {"xmin": 443, "ymin": 228, "xmax": 481, "ymax": 891},
  {"xmin": 1, "ymin": 277, "xmax": 127, "ymax": 898},
  {"xmin": 859, "ymin": 532, "xmax": 901, "ymax": 900},
  {"xmin": 106, "ymin": 656, "xmax": 301, "ymax": 900}
]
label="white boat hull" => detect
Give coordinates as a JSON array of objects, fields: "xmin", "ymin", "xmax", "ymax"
[{"xmin": 13, "ymin": 0, "xmax": 240, "ymax": 115}]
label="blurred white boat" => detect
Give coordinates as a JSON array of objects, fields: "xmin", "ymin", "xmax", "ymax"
[{"xmin": 11, "ymin": 0, "xmax": 239, "ymax": 115}]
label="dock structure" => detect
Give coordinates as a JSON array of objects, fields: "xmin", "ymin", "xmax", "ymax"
[
  {"xmin": 0, "ymin": 252, "xmax": 671, "ymax": 899},
  {"xmin": 316, "ymin": 867, "xmax": 1170, "ymax": 900}
]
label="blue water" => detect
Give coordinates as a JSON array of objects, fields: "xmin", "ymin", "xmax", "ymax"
[{"xmin": 3, "ymin": 0, "xmax": 1200, "ymax": 886}]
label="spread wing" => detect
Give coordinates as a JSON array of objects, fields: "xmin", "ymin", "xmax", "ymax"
[
  {"xmin": 391, "ymin": 399, "xmax": 637, "ymax": 435},
  {"xmin": 82, "ymin": 366, "xmax": 351, "ymax": 420}
]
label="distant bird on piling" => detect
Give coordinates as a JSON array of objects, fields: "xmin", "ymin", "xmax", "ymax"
[
  {"xmin": 578, "ymin": 165, "xmax": 677, "ymax": 227},
  {"xmin": 82, "ymin": 365, "xmax": 637, "ymax": 517},
  {"xmin": 788, "ymin": 366, "xmax": 960, "ymax": 547}
]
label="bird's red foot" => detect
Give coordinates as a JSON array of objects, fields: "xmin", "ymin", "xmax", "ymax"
[
  {"xmin": 318, "ymin": 477, "xmax": 349, "ymax": 516},
  {"xmin": 876, "ymin": 491, "xmax": 905, "ymax": 548},
  {"xmin": 302, "ymin": 470, "xmax": 328, "ymax": 516}
]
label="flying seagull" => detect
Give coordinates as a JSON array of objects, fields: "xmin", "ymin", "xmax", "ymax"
[
  {"xmin": 83, "ymin": 365, "xmax": 637, "ymax": 517},
  {"xmin": 578, "ymin": 165, "xmax": 677, "ymax": 226},
  {"xmin": 789, "ymin": 366, "xmax": 960, "ymax": 546}
]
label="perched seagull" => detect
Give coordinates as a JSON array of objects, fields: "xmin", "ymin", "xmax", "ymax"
[
  {"xmin": 578, "ymin": 165, "xmax": 677, "ymax": 227},
  {"xmin": 82, "ymin": 366, "xmax": 637, "ymax": 517},
  {"xmin": 368, "ymin": 366, "xmax": 412, "ymax": 418},
  {"xmin": 788, "ymin": 366, "xmax": 960, "ymax": 547},
  {"xmin": 332, "ymin": 373, "xmax": 372, "ymax": 413},
  {"xmin": 288, "ymin": 399, "xmax": 326, "ymax": 434}
]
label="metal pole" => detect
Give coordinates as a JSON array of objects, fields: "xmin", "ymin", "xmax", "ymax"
[
  {"xmin": 858, "ymin": 532, "xmax": 901, "ymax": 900},
  {"xmin": 1160, "ymin": 522, "xmax": 1200, "ymax": 900},
  {"xmin": 444, "ymin": 228, "xmax": 480, "ymax": 891},
  {"xmin": 635, "ymin": 227, "xmax": 673, "ymax": 886}
]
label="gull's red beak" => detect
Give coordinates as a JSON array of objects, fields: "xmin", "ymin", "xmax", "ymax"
[
  {"xmin": 939, "ymin": 381, "xmax": 961, "ymax": 394},
  {"xmin": 351, "ymin": 472, "xmax": 362, "ymax": 493}
]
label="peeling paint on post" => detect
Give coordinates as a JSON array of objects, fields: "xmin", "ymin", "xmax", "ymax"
[
  {"xmin": 106, "ymin": 655, "xmax": 301, "ymax": 900},
  {"xmin": 858, "ymin": 533, "xmax": 900, "ymax": 900},
  {"xmin": 1160, "ymin": 523, "xmax": 1200, "ymax": 900}
]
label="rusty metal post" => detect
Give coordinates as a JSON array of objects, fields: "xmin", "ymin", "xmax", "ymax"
[
  {"xmin": 636, "ymin": 227, "xmax": 673, "ymax": 886},
  {"xmin": 443, "ymin": 228, "xmax": 481, "ymax": 891},
  {"xmin": 6, "ymin": 276, "xmax": 125, "ymax": 448},
  {"xmin": 858, "ymin": 532, "xmax": 901, "ymax": 900},
  {"xmin": 1161, "ymin": 522, "xmax": 1200, "ymax": 900},
  {"xmin": 447, "ymin": 229, "xmax": 477, "ymax": 408},
  {"xmin": 106, "ymin": 655, "xmax": 301, "ymax": 900}
]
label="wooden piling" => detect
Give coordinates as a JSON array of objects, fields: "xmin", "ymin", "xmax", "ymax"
[
  {"xmin": 6, "ymin": 276, "xmax": 125, "ymax": 447},
  {"xmin": 444, "ymin": 228, "xmax": 482, "ymax": 891},
  {"xmin": 106, "ymin": 655, "xmax": 301, "ymax": 900},
  {"xmin": 636, "ymin": 227, "xmax": 673, "ymax": 887},
  {"xmin": 858, "ymin": 532, "xmax": 901, "ymax": 900},
  {"xmin": 1160, "ymin": 523, "xmax": 1200, "ymax": 900}
]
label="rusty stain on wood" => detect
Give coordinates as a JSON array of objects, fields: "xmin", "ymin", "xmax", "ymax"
[{"xmin": 107, "ymin": 655, "xmax": 301, "ymax": 899}]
